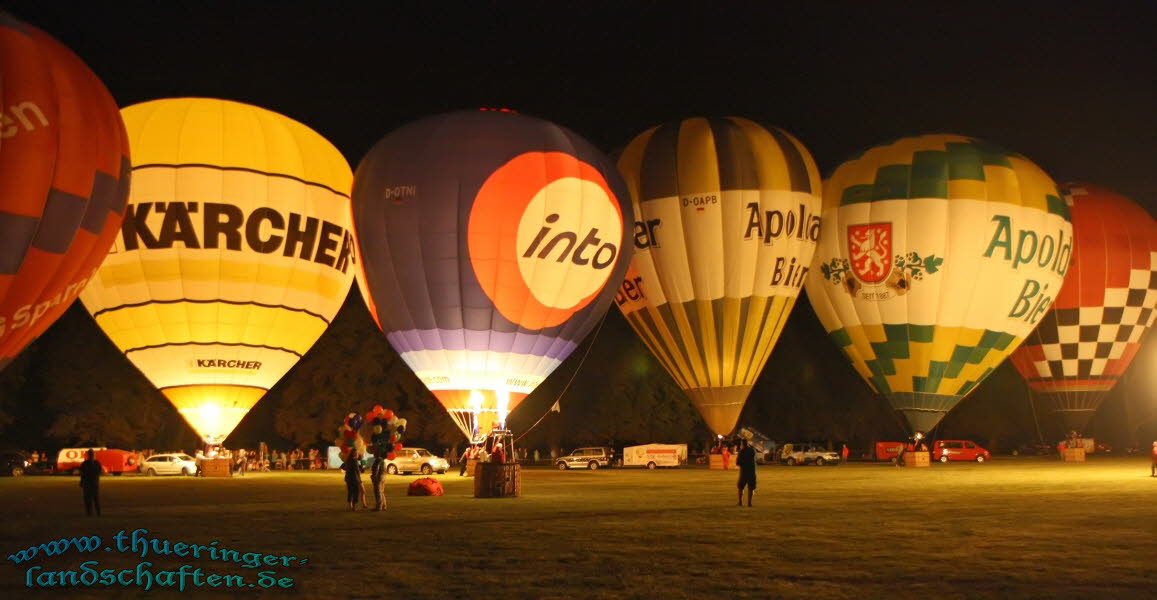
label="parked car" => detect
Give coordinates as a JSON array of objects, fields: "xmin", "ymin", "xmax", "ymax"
[
  {"xmin": 141, "ymin": 453, "xmax": 197, "ymax": 476},
  {"xmin": 555, "ymin": 447, "xmax": 615, "ymax": 470},
  {"xmin": 0, "ymin": 451, "xmax": 29, "ymax": 476},
  {"xmin": 383, "ymin": 448, "xmax": 449, "ymax": 475},
  {"xmin": 778, "ymin": 443, "xmax": 841, "ymax": 466},
  {"xmin": 930, "ymin": 440, "xmax": 990, "ymax": 463}
]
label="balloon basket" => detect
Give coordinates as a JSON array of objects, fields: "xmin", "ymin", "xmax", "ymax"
[
  {"xmin": 903, "ymin": 451, "xmax": 930, "ymax": 467},
  {"xmin": 474, "ymin": 463, "xmax": 521, "ymax": 498},
  {"xmin": 708, "ymin": 454, "xmax": 729, "ymax": 470},
  {"xmin": 201, "ymin": 458, "xmax": 232, "ymax": 477},
  {"xmin": 1062, "ymin": 448, "xmax": 1086, "ymax": 462}
]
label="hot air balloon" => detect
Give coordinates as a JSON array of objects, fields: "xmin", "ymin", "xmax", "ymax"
[
  {"xmin": 0, "ymin": 11, "xmax": 130, "ymax": 370},
  {"xmin": 352, "ymin": 109, "xmax": 632, "ymax": 441},
  {"xmin": 614, "ymin": 117, "xmax": 822, "ymax": 435},
  {"xmin": 79, "ymin": 98, "xmax": 355, "ymax": 444},
  {"xmin": 805, "ymin": 134, "xmax": 1072, "ymax": 434},
  {"xmin": 1010, "ymin": 183, "xmax": 1157, "ymax": 434}
]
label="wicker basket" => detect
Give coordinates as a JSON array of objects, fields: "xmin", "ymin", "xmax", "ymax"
[
  {"xmin": 904, "ymin": 451, "xmax": 930, "ymax": 467},
  {"xmin": 1062, "ymin": 447, "xmax": 1086, "ymax": 462},
  {"xmin": 474, "ymin": 463, "xmax": 521, "ymax": 498},
  {"xmin": 708, "ymin": 454, "xmax": 729, "ymax": 470},
  {"xmin": 201, "ymin": 458, "xmax": 232, "ymax": 477}
]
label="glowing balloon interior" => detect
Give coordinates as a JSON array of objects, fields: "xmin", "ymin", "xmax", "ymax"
[
  {"xmin": 0, "ymin": 11, "xmax": 130, "ymax": 370},
  {"xmin": 79, "ymin": 98, "xmax": 355, "ymax": 444},
  {"xmin": 352, "ymin": 110, "xmax": 633, "ymax": 441},
  {"xmin": 614, "ymin": 117, "xmax": 823, "ymax": 435},
  {"xmin": 805, "ymin": 134, "xmax": 1072, "ymax": 434},
  {"xmin": 1010, "ymin": 183, "xmax": 1157, "ymax": 433}
]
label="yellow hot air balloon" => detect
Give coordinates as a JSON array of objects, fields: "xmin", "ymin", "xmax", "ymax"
[
  {"xmin": 614, "ymin": 117, "xmax": 822, "ymax": 435},
  {"xmin": 805, "ymin": 134, "xmax": 1072, "ymax": 434},
  {"xmin": 79, "ymin": 98, "xmax": 355, "ymax": 444}
]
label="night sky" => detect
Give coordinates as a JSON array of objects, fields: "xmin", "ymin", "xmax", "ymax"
[
  {"xmin": 4, "ymin": 1, "xmax": 1157, "ymax": 446},
  {"xmin": 9, "ymin": 2, "xmax": 1156, "ymax": 203}
]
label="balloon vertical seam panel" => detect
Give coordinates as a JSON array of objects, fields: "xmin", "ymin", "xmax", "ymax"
[
  {"xmin": 79, "ymin": 97, "xmax": 354, "ymax": 443},
  {"xmin": 615, "ymin": 117, "xmax": 821, "ymax": 434},
  {"xmin": 0, "ymin": 13, "xmax": 130, "ymax": 367}
]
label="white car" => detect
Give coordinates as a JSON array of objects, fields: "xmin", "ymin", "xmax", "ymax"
[
  {"xmin": 382, "ymin": 448, "xmax": 449, "ymax": 475},
  {"xmin": 140, "ymin": 453, "xmax": 197, "ymax": 476},
  {"xmin": 777, "ymin": 443, "xmax": 841, "ymax": 466}
]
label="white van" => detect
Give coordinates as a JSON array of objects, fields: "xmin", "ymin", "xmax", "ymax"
[{"xmin": 623, "ymin": 444, "xmax": 686, "ymax": 469}]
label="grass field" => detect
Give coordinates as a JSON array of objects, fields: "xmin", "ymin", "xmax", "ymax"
[{"xmin": 1, "ymin": 456, "xmax": 1154, "ymax": 599}]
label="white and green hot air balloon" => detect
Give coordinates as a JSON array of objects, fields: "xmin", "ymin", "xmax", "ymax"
[{"xmin": 805, "ymin": 134, "xmax": 1072, "ymax": 434}]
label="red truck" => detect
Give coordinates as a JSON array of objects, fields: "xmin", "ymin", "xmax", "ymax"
[{"xmin": 56, "ymin": 447, "xmax": 138, "ymax": 475}]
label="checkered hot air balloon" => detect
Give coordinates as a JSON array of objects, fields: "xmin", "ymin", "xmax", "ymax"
[
  {"xmin": 352, "ymin": 110, "xmax": 633, "ymax": 441},
  {"xmin": 1010, "ymin": 183, "xmax": 1157, "ymax": 434},
  {"xmin": 0, "ymin": 11, "xmax": 130, "ymax": 370},
  {"xmin": 614, "ymin": 117, "xmax": 823, "ymax": 436},
  {"xmin": 805, "ymin": 134, "xmax": 1073, "ymax": 434},
  {"xmin": 79, "ymin": 98, "xmax": 356, "ymax": 445}
]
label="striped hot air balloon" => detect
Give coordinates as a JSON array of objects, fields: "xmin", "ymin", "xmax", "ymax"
[
  {"xmin": 805, "ymin": 134, "xmax": 1072, "ymax": 434},
  {"xmin": 0, "ymin": 11, "xmax": 130, "ymax": 369},
  {"xmin": 352, "ymin": 109, "xmax": 633, "ymax": 441},
  {"xmin": 79, "ymin": 98, "xmax": 355, "ymax": 444},
  {"xmin": 1010, "ymin": 183, "xmax": 1157, "ymax": 434},
  {"xmin": 614, "ymin": 117, "xmax": 822, "ymax": 436}
]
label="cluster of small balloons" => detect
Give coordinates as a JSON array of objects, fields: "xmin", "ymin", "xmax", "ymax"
[
  {"xmin": 336, "ymin": 413, "xmax": 368, "ymax": 458},
  {"xmin": 366, "ymin": 405, "xmax": 407, "ymax": 460},
  {"xmin": 335, "ymin": 405, "xmax": 408, "ymax": 460}
]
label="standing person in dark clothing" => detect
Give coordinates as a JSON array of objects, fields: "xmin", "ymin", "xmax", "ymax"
[
  {"xmin": 371, "ymin": 451, "xmax": 387, "ymax": 511},
  {"xmin": 736, "ymin": 438, "xmax": 756, "ymax": 507},
  {"xmin": 459, "ymin": 445, "xmax": 474, "ymax": 476},
  {"xmin": 340, "ymin": 449, "xmax": 363, "ymax": 511},
  {"xmin": 79, "ymin": 449, "xmax": 102, "ymax": 516}
]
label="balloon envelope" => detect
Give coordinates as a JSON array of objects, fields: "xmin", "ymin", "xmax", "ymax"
[
  {"xmin": 805, "ymin": 134, "xmax": 1072, "ymax": 433},
  {"xmin": 79, "ymin": 98, "xmax": 355, "ymax": 444},
  {"xmin": 352, "ymin": 109, "xmax": 633, "ymax": 440},
  {"xmin": 0, "ymin": 12, "xmax": 130, "ymax": 369},
  {"xmin": 614, "ymin": 117, "xmax": 822, "ymax": 435},
  {"xmin": 1010, "ymin": 183, "xmax": 1157, "ymax": 433}
]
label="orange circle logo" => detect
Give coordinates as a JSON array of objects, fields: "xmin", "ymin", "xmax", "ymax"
[{"xmin": 468, "ymin": 152, "xmax": 623, "ymax": 330}]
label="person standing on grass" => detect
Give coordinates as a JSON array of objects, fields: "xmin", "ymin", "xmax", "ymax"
[
  {"xmin": 79, "ymin": 449, "xmax": 102, "ymax": 517},
  {"xmin": 371, "ymin": 451, "xmax": 388, "ymax": 511},
  {"xmin": 341, "ymin": 449, "xmax": 363, "ymax": 511},
  {"xmin": 721, "ymin": 442, "xmax": 731, "ymax": 470},
  {"xmin": 736, "ymin": 438, "xmax": 756, "ymax": 507},
  {"xmin": 1150, "ymin": 441, "xmax": 1157, "ymax": 477},
  {"xmin": 459, "ymin": 444, "xmax": 474, "ymax": 476},
  {"xmin": 841, "ymin": 443, "xmax": 850, "ymax": 463}
]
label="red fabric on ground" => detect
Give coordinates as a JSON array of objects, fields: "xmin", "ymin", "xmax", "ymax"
[{"xmin": 407, "ymin": 477, "xmax": 444, "ymax": 496}]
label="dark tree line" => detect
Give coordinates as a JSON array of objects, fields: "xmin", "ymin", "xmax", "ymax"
[{"xmin": 3, "ymin": 287, "xmax": 1156, "ymax": 456}]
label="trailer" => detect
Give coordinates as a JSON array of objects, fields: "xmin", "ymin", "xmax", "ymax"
[
  {"xmin": 872, "ymin": 441, "xmax": 908, "ymax": 462},
  {"xmin": 623, "ymin": 444, "xmax": 686, "ymax": 469},
  {"xmin": 56, "ymin": 447, "xmax": 138, "ymax": 475}
]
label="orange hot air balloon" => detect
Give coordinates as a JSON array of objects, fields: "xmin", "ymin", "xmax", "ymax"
[
  {"xmin": 1010, "ymin": 183, "xmax": 1157, "ymax": 434},
  {"xmin": 0, "ymin": 12, "xmax": 130, "ymax": 369}
]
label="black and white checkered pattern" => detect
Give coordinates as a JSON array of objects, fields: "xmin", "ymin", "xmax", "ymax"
[{"xmin": 1025, "ymin": 257, "xmax": 1157, "ymax": 378}]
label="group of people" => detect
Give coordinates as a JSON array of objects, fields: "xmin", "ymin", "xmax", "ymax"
[
  {"xmin": 456, "ymin": 438, "xmax": 509, "ymax": 476},
  {"xmin": 340, "ymin": 449, "xmax": 388, "ymax": 511}
]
